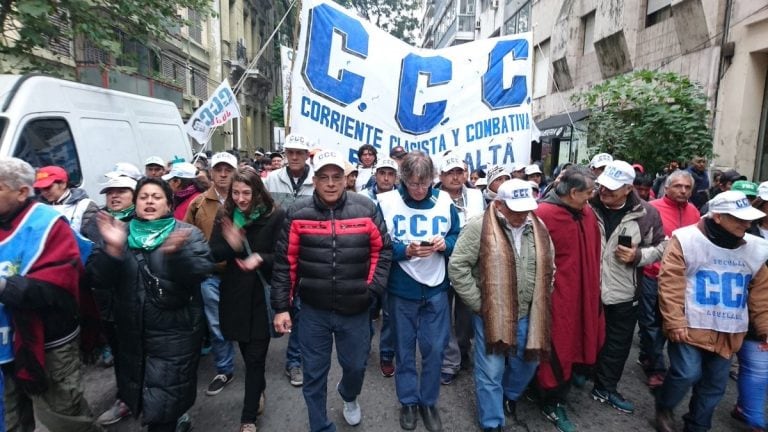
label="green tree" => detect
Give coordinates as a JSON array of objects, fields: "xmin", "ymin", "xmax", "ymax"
[
  {"xmin": 333, "ymin": 0, "xmax": 420, "ymax": 44},
  {"xmin": 1, "ymin": 0, "xmax": 212, "ymax": 72},
  {"xmin": 269, "ymin": 95, "xmax": 285, "ymax": 127},
  {"xmin": 571, "ymin": 70, "xmax": 713, "ymax": 175}
]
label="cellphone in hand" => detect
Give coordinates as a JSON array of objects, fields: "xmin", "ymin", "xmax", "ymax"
[
  {"xmin": 420, "ymin": 240, "xmax": 434, "ymax": 247},
  {"xmin": 618, "ymin": 235, "xmax": 632, "ymax": 248}
]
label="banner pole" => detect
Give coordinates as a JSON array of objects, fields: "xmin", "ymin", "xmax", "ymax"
[{"xmin": 284, "ymin": 0, "xmax": 302, "ymax": 135}]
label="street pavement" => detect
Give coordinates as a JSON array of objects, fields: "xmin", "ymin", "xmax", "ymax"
[{"xmin": 72, "ymin": 323, "xmax": 749, "ymax": 432}]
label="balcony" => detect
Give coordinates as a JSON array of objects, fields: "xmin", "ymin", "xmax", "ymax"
[{"xmin": 76, "ymin": 64, "xmax": 184, "ymax": 108}]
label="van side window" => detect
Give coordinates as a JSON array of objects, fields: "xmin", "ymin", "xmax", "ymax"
[{"xmin": 13, "ymin": 118, "xmax": 83, "ymax": 186}]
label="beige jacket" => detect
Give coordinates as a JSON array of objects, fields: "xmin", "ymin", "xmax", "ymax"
[{"xmin": 658, "ymin": 221, "xmax": 768, "ymax": 359}]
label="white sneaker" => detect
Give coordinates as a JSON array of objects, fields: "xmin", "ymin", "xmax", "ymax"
[{"xmin": 342, "ymin": 399, "xmax": 361, "ymax": 426}]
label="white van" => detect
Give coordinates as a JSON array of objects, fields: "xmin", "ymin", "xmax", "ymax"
[{"xmin": 0, "ymin": 74, "xmax": 193, "ymax": 202}]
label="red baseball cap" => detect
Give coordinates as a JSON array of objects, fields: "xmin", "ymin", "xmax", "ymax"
[{"xmin": 34, "ymin": 166, "xmax": 68, "ymax": 188}]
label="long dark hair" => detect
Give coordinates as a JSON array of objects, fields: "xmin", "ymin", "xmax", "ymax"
[
  {"xmin": 134, "ymin": 177, "xmax": 175, "ymax": 211},
  {"xmin": 223, "ymin": 167, "xmax": 275, "ymax": 217}
]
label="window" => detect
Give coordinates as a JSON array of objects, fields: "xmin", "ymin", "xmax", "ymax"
[
  {"xmin": 13, "ymin": 118, "xmax": 82, "ymax": 186},
  {"xmin": 533, "ymin": 40, "xmax": 550, "ymax": 98},
  {"xmin": 582, "ymin": 11, "xmax": 595, "ymax": 54},
  {"xmin": 503, "ymin": 1, "xmax": 531, "ymax": 35},
  {"xmin": 188, "ymin": 9, "xmax": 203, "ymax": 44},
  {"xmin": 190, "ymin": 69, "xmax": 209, "ymax": 99},
  {"xmin": 646, "ymin": 6, "xmax": 672, "ymax": 27}
]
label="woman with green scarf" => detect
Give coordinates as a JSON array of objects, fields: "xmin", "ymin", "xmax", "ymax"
[
  {"xmin": 209, "ymin": 167, "xmax": 285, "ymax": 432},
  {"xmin": 88, "ymin": 177, "xmax": 213, "ymax": 432}
]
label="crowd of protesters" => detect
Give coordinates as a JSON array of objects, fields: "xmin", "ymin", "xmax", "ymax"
[{"xmin": 1, "ymin": 142, "xmax": 768, "ymax": 432}]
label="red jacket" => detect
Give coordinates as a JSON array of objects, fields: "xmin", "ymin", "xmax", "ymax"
[
  {"xmin": 643, "ymin": 195, "xmax": 700, "ymax": 278},
  {"xmin": 534, "ymin": 199, "xmax": 604, "ymax": 389}
]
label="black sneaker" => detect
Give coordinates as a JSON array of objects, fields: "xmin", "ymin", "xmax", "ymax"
[
  {"xmin": 503, "ymin": 398, "xmax": 517, "ymax": 418},
  {"xmin": 206, "ymin": 373, "xmax": 233, "ymax": 396}
]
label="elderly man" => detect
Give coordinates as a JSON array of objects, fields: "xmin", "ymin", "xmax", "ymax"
[
  {"xmin": 655, "ymin": 191, "xmax": 768, "ymax": 432},
  {"xmin": 638, "ymin": 170, "xmax": 700, "ymax": 388},
  {"xmin": 377, "ymin": 152, "xmax": 461, "ymax": 432},
  {"xmin": 534, "ymin": 165, "xmax": 603, "ymax": 432},
  {"xmin": 437, "ymin": 155, "xmax": 485, "ymax": 384},
  {"xmin": 449, "ymin": 179, "xmax": 554, "ymax": 432},
  {"xmin": 0, "ymin": 157, "xmax": 102, "ymax": 432},
  {"xmin": 271, "ymin": 150, "xmax": 391, "ymax": 432},
  {"xmin": 588, "ymin": 160, "xmax": 665, "ymax": 414},
  {"xmin": 265, "ymin": 134, "xmax": 316, "ymax": 386}
]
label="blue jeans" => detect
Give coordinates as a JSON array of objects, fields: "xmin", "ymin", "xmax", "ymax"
[
  {"xmin": 286, "ymin": 297, "xmax": 302, "ymax": 369},
  {"xmin": 473, "ymin": 314, "xmax": 538, "ymax": 428},
  {"xmin": 299, "ymin": 303, "xmax": 370, "ymax": 432},
  {"xmin": 391, "ymin": 291, "xmax": 450, "ymax": 407},
  {"xmin": 736, "ymin": 340, "xmax": 768, "ymax": 429},
  {"xmin": 201, "ymin": 275, "xmax": 234, "ymax": 375},
  {"xmin": 638, "ymin": 275, "xmax": 667, "ymax": 372},
  {"xmin": 656, "ymin": 342, "xmax": 731, "ymax": 432}
]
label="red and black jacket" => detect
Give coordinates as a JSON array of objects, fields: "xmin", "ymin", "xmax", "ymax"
[{"xmin": 271, "ymin": 191, "xmax": 392, "ymax": 315}]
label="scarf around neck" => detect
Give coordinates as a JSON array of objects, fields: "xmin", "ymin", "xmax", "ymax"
[
  {"xmin": 128, "ymin": 216, "xmax": 176, "ymax": 250},
  {"xmin": 479, "ymin": 208, "xmax": 553, "ymax": 359},
  {"xmin": 704, "ymin": 216, "xmax": 742, "ymax": 249},
  {"xmin": 108, "ymin": 205, "xmax": 135, "ymax": 221},
  {"xmin": 233, "ymin": 206, "xmax": 265, "ymax": 229}
]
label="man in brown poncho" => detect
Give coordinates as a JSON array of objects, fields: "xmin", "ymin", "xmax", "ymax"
[{"xmin": 449, "ymin": 179, "xmax": 554, "ymax": 432}]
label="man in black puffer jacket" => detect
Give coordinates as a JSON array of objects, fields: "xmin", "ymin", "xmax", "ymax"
[{"xmin": 272, "ymin": 150, "xmax": 392, "ymax": 432}]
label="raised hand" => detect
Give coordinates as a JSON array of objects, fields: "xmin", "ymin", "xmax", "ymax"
[
  {"xmin": 221, "ymin": 217, "xmax": 244, "ymax": 252},
  {"xmin": 96, "ymin": 211, "xmax": 127, "ymax": 257},
  {"xmin": 160, "ymin": 228, "xmax": 191, "ymax": 254}
]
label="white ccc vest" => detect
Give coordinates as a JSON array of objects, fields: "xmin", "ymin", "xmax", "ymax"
[
  {"xmin": 675, "ymin": 225, "xmax": 768, "ymax": 333},
  {"xmin": 378, "ymin": 189, "xmax": 454, "ymax": 287}
]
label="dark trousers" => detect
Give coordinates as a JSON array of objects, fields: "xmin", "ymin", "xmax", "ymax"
[
  {"xmin": 147, "ymin": 423, "xmax": 175, "ymax": 432},
  {"xmin": 103, "ymin": 321, "xmax": 124, "ymax": 400},
  {"xmin": 239, "ymin": 338, "xmax": 270, "ymax": 423},
  {"xmin": 594, "ymin": 300, "xmax": 638, "ymax": 393}
]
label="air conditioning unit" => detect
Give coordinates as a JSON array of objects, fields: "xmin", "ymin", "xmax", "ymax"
[
  {"xmin": 491, "ymin": 0, "xmax": 499, "ymax": 9},
  {"xmin": 475, "ymin": 20, "xmax": 481, "ymax": 30}
]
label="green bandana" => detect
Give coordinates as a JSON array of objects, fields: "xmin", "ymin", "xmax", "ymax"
[
  {"xmin": 128, "ymin": 217, "xmax": 176, "ymax": 251},
  {"xmin": 108, "ymin": 205, "xmax": 135, "ymax": 221},
  {"xmin": 233, "ymin": 206, "xmax": 265, "ymax": 229}
]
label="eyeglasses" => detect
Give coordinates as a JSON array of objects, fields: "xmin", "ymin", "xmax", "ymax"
[{"xmin": 405, "ymin": 181, "xmax": 431, "ymax": 190}]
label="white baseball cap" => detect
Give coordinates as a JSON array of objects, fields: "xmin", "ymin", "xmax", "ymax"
[
  {"xmin": 100, "ymin": 176, "xmax": 137, "ymax": 194},
  {"xmin": 211, "ymin": 152, "xmax": 238, "ymax": 169},
  {"xmin": 496, "ymin": 179, "xmax": 538, "ymax": 212},
  {"xmin": 759, "ymin": 181, "xmax": 768, "ymax": 201},
  {"xmin": 440, "ymin": 155, "xmax": 465, "ymax": 173},
  {"xmin": 590, "ymin": 153, "xmax": 613, "ymax": 169},
  {"xmin": 144, "ymin": 156, "xmax": 165, "ymax": 167},
  {"xmin": 104, "ymin": 162, "xmax": 142, "ymax": 180},
  {"xmin": 162, "ymin": 162, "xmax": 197, "ymax": 181},
  {"xmin": 707, "ymin": 191, "xmax": 766, "ymax": 221},
  {"xmin": 486, "ymin": 165, "xmax": 511, "ymax": 186},
  {"xmin": 597, "ymin": 160, "xmax": 636, "ymax": 190},
  {"xmin": 376, "ymin": 158, "xmax": 398, "ymax": 173},
  {"xmin": 313, "ymin": 150, "xmax": 346, "ymax": 172},
  {"xmin": 512, "ymin": 163, "xmax": 527, "ymax": 172},
  {"xmin": 524, "ymin": 164, "xmax": 542, "ymax": 176},
  {"xmin": 284, "ymin": 134, "xmax": 311, "ymax": 151},
  {"xmin": 474, "ymin": 177, "xmax": 487, "ymax": 187}
]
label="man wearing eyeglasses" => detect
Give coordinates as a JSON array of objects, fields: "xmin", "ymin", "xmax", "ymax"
[
  {"xmin": 272, "ymin": 150, "xmax": 392, "ymax": 432},
  {"xmin": 377, "ymin": 152, "xmax": 461, "ymax": 432},
  {"xmin": 436, "ymin": 156, "xmax": 485, "ymax": 385}
]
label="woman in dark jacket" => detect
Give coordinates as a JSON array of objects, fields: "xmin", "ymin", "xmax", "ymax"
[
  {"xmin": 209, "ymin": 168, "xmax": 285, "ymax": 432},
  {"xmin": 87, "ymin": 177, "xmax": 213, "ymax": 432}
]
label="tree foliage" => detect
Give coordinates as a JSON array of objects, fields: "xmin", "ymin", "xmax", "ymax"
[
  {"xmin": 333, "ymin": 0, "xmax": 420, "ymax": 45},
  {"xmin": 1, "ymin": 0, "xmax": 213, "ymax": 72},
  {"xmin": 269, "ymin": 96, "xmax": 285, "ymax": 127},
  {"xmin": 571, "ymin": 70, "xmax": 713, "ymax": 175}
]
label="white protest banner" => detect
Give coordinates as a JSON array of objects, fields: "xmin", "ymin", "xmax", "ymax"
[
  {"xmin": 185, "ymin": 79, "xmax": 241, "ymax": 145},
  {"xmin": 289, "ymin": 0, "xmax": 534, "ymax": 172}
]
